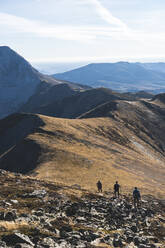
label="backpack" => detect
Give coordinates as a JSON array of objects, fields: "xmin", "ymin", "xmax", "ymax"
[
  {"xmin": 97, "ymin": 181, "xmax": 102, "ymax": 189},
  {"xmin": 114, "ymin": 183, "xmax": 119, "ymax": 191},
  {"xmin": 133, "ymin": 189, "xmax": 140, "ymax": 198}
]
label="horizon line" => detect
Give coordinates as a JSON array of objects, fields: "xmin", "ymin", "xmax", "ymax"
[{"xmin": 30, "ymin": 57, "xmax": 165, "ymax": 64}]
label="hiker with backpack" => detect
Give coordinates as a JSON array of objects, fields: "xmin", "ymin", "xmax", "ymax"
[
  {"xmin": 114, "ymin": 181, "xmax": 120, "ymax": 198},
  {"xmin": 133, "ymin": 187, "xmax": 141, "ymax": 208},
  {"xmin": 96, "ymin": 180, "xmax": 102, "ymax": 193}
]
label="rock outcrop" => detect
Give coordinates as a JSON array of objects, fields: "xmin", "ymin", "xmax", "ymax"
[{"xmin": 0, "ymin": 170, "xmax": 164, "ymax": 247}]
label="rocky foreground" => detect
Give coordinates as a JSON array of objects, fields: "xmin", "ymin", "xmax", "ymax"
[{"xmin": 0, "ymin": 170, "xmax": 164, "ymax": 248}]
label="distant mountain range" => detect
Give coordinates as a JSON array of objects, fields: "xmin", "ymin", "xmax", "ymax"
[
  {"xmin": 33, "ymin": 61, "xmax": 87, "ymax": 74},
  {"xmin": 53, "ymin": 62, "xmax": 165, "ymax": 93},
  {"xmin": 1, "ymin": 46, "xmax": 165, "ymax": 120},
  {"xmin": 141, "ymin": 62, "xmax": 165, "ymax": 73}
]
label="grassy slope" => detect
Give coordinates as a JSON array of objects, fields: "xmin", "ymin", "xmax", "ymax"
[
  {"xmin": 1, "ymin": 105, "xmax": 165, "ymax": 197},
  {"xmin": 35, "ymin": 115, "xmax": 165, "ymax": 197}
]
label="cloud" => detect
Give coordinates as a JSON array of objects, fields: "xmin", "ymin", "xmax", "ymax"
[
  {"xmin": 0, "ymin": 1, "xmax": 130, "ymax": 42},
  {"xmin": 1, "ymin": 10, "xmax": 165, "ymax": 45},
  {"xmin": 0, "ymin": 12, "xmax": 94, "ymax": 41},
  {"xmin": 0, "ymin": 11, "xmax": 128, "ymax": 42},
  {"xmin": 87, "ymin": 0, "xmax": 165, "ymax": 43},
  {"xmin": 88, "ymin": 0, "xmax": 128, "ymax": 31}
]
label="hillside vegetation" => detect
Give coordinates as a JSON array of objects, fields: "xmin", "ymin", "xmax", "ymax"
[{"xmin": 1, "ymin": 97, "xmax": 165, "ymax": 197}]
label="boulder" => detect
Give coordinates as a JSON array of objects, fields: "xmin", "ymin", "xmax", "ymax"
[
  {"xmin": 4, "ymin": 211, "xmax": 17, "ymax": 221},
  {"xmin": 0, "ymin": 240, "xmax": 7, "ymax": 248},
  {"xmin": 113, "ymin": 238, "xmax": 123, "ymax": 247},
  {"xmin": 2, "ymin": 233, "xmax": 34, "ymax": 246}
]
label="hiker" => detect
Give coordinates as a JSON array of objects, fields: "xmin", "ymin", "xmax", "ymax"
[
  {"xmin": 114, "ymin": 181, "xmax": 120, "ymax": 198},
  {"xmin": 96, "ymin": 180, "xmax": 102, "ymax": 193},
  {"xmin": 133, "ymin": 187, "xmax": 141, "ymax": 208}
]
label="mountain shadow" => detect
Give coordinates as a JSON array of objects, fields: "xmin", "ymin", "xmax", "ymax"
[
  {"xmin": 0, "ymin": 113, "xmax": 45, "ymax": 173},
  {"xmin": 21, "ymin": 87, "xmax": 148, "ymax": 119},
  {"xmin": 0, "ymin": 139, "xmax": 42, "ymax": 174}
]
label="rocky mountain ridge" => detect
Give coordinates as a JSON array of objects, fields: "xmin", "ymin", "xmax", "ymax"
[{"xmin": 0, "ymin": 169, "xmax": 164, "ymax": 247}]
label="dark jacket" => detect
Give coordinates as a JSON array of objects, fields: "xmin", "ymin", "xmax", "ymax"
[
  {"xmin": 133, "ymin": 189, "xmax": 141, "ymax": 199},
  {"xmin": 114, "ymin": 183, "xmax": 120, "ymax": 191},
  {"xmin": 97, "ymin": 181, "xmax": 102, "ymax": 189}
]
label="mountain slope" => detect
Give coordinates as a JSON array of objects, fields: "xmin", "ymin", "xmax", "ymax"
[
  {"xmin": 142, "ymin": 62, "xmax": 165, "ymax": 73},
  {"xmin": 0, "ymin": 46, "xmax": 89, "ymax": 119},
  {"xmin": 20, "ymin": 87, "xmax": 122, "ymax": 118},
  {"xmin": 0, "ymin": 46, "xmax": 42, "ymax": 118},
  {"xmin": 1, "ymin": 103, "xmax": 165, "ymax": 196},
  {"xmin": 53, "ymin": 62, "xmax": 165, "ymax": 92},
  {"xmin": 20, "ymin": 80, "xmax": 90, "ymax": 115},
  {"xmin": 151, "ymin": 92, "xmax": 165, "ymax": 105},
  {"xmin": 20, "ymin": 87, "xmax": 153, "ymax": 119}
]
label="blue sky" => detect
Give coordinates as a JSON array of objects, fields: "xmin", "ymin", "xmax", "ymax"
[{"xmin": 1, "ymin": 0, "xmax": 165, "ymax": 63}]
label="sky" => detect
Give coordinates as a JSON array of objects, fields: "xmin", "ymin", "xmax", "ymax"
[{"xmin": 1, "ymin": 0, "xmax": 165, "ymax": 64}]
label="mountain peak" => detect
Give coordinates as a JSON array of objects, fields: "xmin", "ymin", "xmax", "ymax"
[
  {"xmin": 0, "ymin": 46, "xmax": 87, "ymax": 119},
  {"xmin": 116, "ymin": 61, "xmax": 130, "ymax": 64},
  {"xmin": 0, "ymin": 46, "xmax": 27, "ymax": 61},
  {"xmin": 0, "ymin": 46, "xmax": 41, "ymax": 119},
  {"xmin": 0, "ymin": 46, "xmax": 18, "ymax": 57},
  {"xmin": 0, "ymin": 45, "xmax": 12, "ymax": 50}
]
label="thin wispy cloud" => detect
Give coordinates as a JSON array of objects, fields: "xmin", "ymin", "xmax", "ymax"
[
  {"xmin": 87, "ymin": 0, "xmax": 165, "ymax": 43},
  {"xmin": 88, "ymin": 0, "xmax": 128, "ymax": 31}
]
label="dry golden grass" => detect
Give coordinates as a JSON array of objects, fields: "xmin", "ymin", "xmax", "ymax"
[
  {"xmin": 18, "ymin": 114, "xmax": 165, "ymax": 197},
  {"xmin": 0, "ymin": 221, "xmax": 28, "ymax": 231},
  {"xmin": 1, "ymin": 103, "xmax": 165, "ymax": 198}
]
